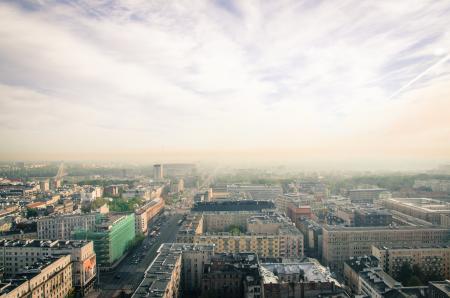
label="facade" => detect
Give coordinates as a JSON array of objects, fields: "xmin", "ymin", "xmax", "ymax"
[
  {"xmin": 382, "ymin": 198, "xmax": 450, "ymax": 225},
  {"xmin": 201, "ymin": 253, "xmax": 263, "ymax": 298},
  {"xmin": 353, "ymin": 209, "xmax": 392, "ymax": 227},
  {"xmin": 348, "ymin": 188, "xmax": 386, "ymax": 203},
  {"xmin": 135, "ymin": 197, "xmax": 165, "ymax": 234},
  {"xmin": 192, "ymin": 200, "xmax": 276, "ymax": 213},
  {"xmin": 372, "ymin": 245, "xmax": 450, "ymax": 279},
  {"xmin": 37, "ymin": 213, "xmax": 98, "ymax": 240},
  {"xmin": 73, "ymin": 213, "xmax": 135, "ymax": 270},
  {"xmin": 226, "ymin": 184, "xmax": 282, "ymax": 201},
  {"xmin": 0, "ymin": 255, "xmax": 72, "ymax": 298},
  {"xmin": 322, "ymin": 225, "xmax": 450, "ymax": 273},
  {"xmin": 0, "ymin": 239, "xmax": 97, "ymax": 295}
]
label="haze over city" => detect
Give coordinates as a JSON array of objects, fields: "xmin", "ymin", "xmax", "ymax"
[{"xmin": 1, "ymin": 0, "xmax": 450, "ymax": 169}]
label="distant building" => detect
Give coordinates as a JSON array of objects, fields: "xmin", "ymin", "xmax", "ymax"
[
  {"xmin": 192, "ymin": 200, "xmax": 276, "ymax": 213},
  {"xmin": 135, "ymin": 198, "xmax": 165, "ymax": 234},
  {"xmin": 153, "ymin": 164, "xmax": 163, "ymax": 181},
  {"xmin": 348, "ymin": 188, "xmax": 386, "ymax": 203},
  {"xmin": 39, "ymin": 180, "xmax": 50, "ymax": 192},
  {"xmin": 104, "ymin": 185, "xmax": 119, "ymax": 197},
  {"xmin": 227, "ymin": 184, "xmax": 282, "ymax": 201},
  {"xmin": 382, "ymin": 197, "xmax": 450, "ymax": 225}
]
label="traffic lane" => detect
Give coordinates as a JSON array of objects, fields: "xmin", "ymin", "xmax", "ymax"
[{"xmin": 98, "ymin": 214, "xmax": 182, "ymax": 295}]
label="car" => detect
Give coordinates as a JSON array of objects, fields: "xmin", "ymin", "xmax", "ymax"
[{"xmin": 114, "ymin": 274, "xmax": 121, "ymax": 279}]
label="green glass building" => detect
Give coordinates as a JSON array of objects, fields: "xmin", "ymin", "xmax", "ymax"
[{"xmin": 73, "ymin": 213, "xmax": 135, "ymax": 269}]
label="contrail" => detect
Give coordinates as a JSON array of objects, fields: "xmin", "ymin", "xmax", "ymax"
[{"xmin": 388, "ymin": 52, "xmax": 450, "ymax": 100}]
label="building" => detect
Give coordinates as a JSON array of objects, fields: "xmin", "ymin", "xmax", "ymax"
[
  {"xmin": 176, "ymin": 214, "xmax": 204, "ymax": 243},
  {"xmin": 382, "ymin": 198, "xmax": 450, "ymax": 225},
  {"xmin": 372, "ymin": 245, "xmax": 450, "ymax": 279},
  {"xmin": 51, "ymin": 178, "xmax": 61, "ymax": 189},
  {"xmin": 348, "ymin": 188, "xmax": 386, "ymax": 203},
  {"xmin": 262, "ymin": 259, "xmax": 345, "ymax": 298},
  {"xmin": 296, "ymin": 219, "xmax": 323, "ymax": 259},
  {"xmin": 226, "ymin": 184, "xmax": 283, "ymax": 201},
  {"xmin": 73, "ymin": 213, "xmax": 135, "ymax": 270},
  {"xmin": 37, "ymin": 213, "xmax": 98, "ymax": 240},
  {"xmin": 322, "ymin": 225, "xmax": 450, "ymax": 273},
  {"xmin": 201, "ymin": 252, "xmax": 263, "ymax": 298},
  {"xmin": 0, "ymin": 255, "xmax": 72, "ymax": 298},
  {"xmin": 428, "ymin": 280, "xmax": 450, "ymax": 297},
  {"xmin": 192, "ymin": 200, "xmax": 276, "ymax": 213},
  {"xmin": 344, "ymin": 256, "xmax": 380, "ymax": 294},
  {"xmin": 287, "ymin": 204, "xmax": 313, "ymax": 227},
  {"xmin": 359, "ymin": 267, "xmax": 403, "ymax": 298},
  {"xmin": 191, "ymin": 213, "xmax": 304, "ymax": 259},
  {"xmin": 0, "ymin": 239, "xmax": 96, "ymax": 295},
  {"xmin": 353, "ymin": 209, "xmax": 392, "ymax": 227},
  {"xmin": 104, "ymin": 185, "xmax": 119, "ymax": 197},
  {"xmin": 39, "ymin": 180, "xmax": 50, "ymax": 192},
  {"xmin": 135, "ymin": 198, "xmax": 165, "ymax": 234},
  {"xmin": 153, "ymin": 164, "xmax": 164, "ymax": 181},
  {"xmin": 132, "ymin": 243, "xmax": 214, "ymax": 298}
]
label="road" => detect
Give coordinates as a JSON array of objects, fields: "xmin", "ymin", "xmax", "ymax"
[{"xmin": 90, "ymin": 213, "xmax": 183, "ymax": 298}]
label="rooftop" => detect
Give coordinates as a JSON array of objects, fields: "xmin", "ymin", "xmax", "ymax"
[{"xmin": 0, "ymin": 239, "xmax": 91, "ymax": 249}]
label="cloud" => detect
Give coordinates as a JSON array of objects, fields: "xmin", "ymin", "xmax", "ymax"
[{"xmin": 0, "ymin": 0, "xmax": 449, "ymax": 165}]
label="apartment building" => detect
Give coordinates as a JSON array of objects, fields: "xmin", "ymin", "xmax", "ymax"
[
  {"xmin": 372, "ymin": 245, "xmax": 450, "ymax": 279},
  {"xmin": 322, "ymin": 225, "xmax": 450, "ymax": 273},
  {"xmin": 132, "ymin": 243, "xmax": 214, "ymax": 298},
  {"xmin": 0, "ymin": 255, "xmax": 72, "ymax": 298},
  {"xmin": 0, "ymin": 239, "xmax": 96, "ymax": 295},
  {"xmin": 37, "ymin": 213, "xmax": 98, "ymax": 240},
  {"xmin": 135, "ymin": 197, "xmax": 164, "ymax": 234}
]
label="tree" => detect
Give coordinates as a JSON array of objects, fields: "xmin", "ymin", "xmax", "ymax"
[{"xmin": 26, "ymin": 208, "xmax": 38, "ymax": 218}]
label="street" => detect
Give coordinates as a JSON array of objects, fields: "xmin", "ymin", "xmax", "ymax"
[{"xmin": 88, "ymin": 213, "xmax": 183, "ymax": 298}]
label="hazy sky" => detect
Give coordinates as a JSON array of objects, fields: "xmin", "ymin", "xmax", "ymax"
[{"xmin": 1, "ymin": 0, "xmax": 450, "ymax": 166}]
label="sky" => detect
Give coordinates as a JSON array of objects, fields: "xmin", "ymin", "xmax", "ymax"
[{"xmin": 0, "ymin": 0, "xmax": 450, "ymax": 168}]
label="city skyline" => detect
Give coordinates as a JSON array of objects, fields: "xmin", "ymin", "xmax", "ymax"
[{"xmin": 1, "ymin": 1, "xmax": 450, "ymax": 167}]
